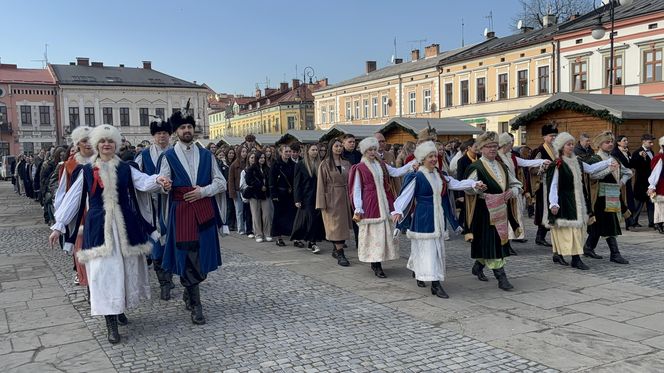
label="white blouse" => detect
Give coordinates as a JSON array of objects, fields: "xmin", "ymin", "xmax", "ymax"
[
  {"xmin": 548, "ymin": 158, "xmax": 613, "ymax": 208},
  {"xmin": 392, "ymin": 169, "xmax": 477, "ymax": 216},
  {"xmin": 352, "ymin": 160, "xmax": 415, "ymax": 214}
]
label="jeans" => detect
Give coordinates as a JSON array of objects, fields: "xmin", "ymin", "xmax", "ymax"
[{"xmin": 233, "ymin": 192, "xmax": 245, "ymax": 233}]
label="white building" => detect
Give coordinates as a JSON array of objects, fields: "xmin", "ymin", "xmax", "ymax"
[{"xmin": 49, "ymin": 58, "xmax": 208, "ymax": 145}]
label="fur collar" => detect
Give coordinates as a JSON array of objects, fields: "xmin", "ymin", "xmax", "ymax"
[
  {"xmin": 544, "ymin": 156, "xmax": 587, "ymax": 229},
  {"xmin": 74, "ymin": 152, "xmax": 92, "ymax": 165}
]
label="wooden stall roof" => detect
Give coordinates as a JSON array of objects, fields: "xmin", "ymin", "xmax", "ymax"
[
  {"xmin": 215, "ymin": 136, "xmax": 245, "ymax": 146},
  {"xmin": 253, "ymin": 134, "xmax": 283, "ymax": 146},
  {"xmin": 319, "ymin": 124, "xmax": 384, "ymax": 142},
  {"xmin": 380, "ymin": 117, "xmax": 483, "ymax": 136},
  {"xmin": 510, "ymin": 92, "xmax": 664, "ymax": 130},
  {"xmin": 277, "ymin": 130, "xmax": 326, "ymax": 145}
]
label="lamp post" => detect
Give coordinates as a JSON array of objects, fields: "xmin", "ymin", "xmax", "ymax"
[{"xmin": 591, "ymin": 0, "xmax": 634, "ymax": 94}]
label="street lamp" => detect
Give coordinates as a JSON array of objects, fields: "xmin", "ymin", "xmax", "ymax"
[{"xmin": 591, "ymin": 0, "xmax": 634, "ymax": 94}]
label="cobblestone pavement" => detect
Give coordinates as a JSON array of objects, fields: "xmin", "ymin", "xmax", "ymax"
[{"xmin": 1, "ymin": 181, "xmax": 664, "ymax": 372}]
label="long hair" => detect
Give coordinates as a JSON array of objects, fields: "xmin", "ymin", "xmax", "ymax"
[
  {"xmin": 325, "ymin": 138, "xmax": 343, "ymax": 171},
  {"xmin": 231, "ymin": 145, "xmax": 249, "ymax": 169},
  {"xmin": 302, "ymin": 144, "xmax": 321, "ymax": 177},
  {"xmin": 249, "ymin": 151, "xmax": 269, "ymax": 174}
]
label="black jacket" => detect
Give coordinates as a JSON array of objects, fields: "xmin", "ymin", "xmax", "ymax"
[
  {"xmin": 341, "ymin": 149, "xmax": 362, "ymax": 165},
  {"xmin": 270, "ymin": 158, "xmax": 295, "ymax": 200},
  {"xmin": 630, "ymin": 147, "xmax": 654, "ymax": 201},
  {"xmin": 573, "ymin": 143, "xmax": 594, "ymax": 162},
  {"xmin": 293, "ymin": 161, "xmax": 317, "ymax": 208},
  {"xmin": 245, "ymin": 166, "xmax": 270, "ymax": 200}
]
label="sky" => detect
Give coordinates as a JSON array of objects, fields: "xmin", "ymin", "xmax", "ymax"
[{"xmin": 1, "ymin": 0, "xmax": 525, "ymax": 96}]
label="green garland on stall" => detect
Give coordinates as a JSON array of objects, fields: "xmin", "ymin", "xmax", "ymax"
[{"xmin": 510, "ymin": 100, "xmax": 622, "ymax": 130}]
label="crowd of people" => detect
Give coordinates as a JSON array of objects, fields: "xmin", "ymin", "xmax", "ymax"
[{"xmin": 8, "ymin": 106, "xmax": 661, "ymax": 345}]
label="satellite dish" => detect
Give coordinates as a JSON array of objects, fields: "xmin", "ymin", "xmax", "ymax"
[
  {"xmin": 517, "ymin": 20, "xmax": 524, "ymax": 30},
  {"xmin": 483, "ymin": 28, "xmax": 489, "ymax": 36}
]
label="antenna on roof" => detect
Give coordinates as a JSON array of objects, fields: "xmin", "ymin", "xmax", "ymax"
[
  {"xmin": 517, "ymin": 20, "xmax": 524, "ymax": 30},
  {"xmin": 407, "ymin": 38, "xmax": 428, "ymax": 51},
  {"xmin": 393, "ymin": 37, "xmax": 397, "ymax": 62},
  {"xmin": 485, "ymin": 11, "xmax": 494, "ymax": 32},
  {"xmin": 461, "ymin": 17, "xmax": 465, "ymax": 47},
  {"xmin": 31, "ymin": 43, "xmax": 49, "ymax": 68}
]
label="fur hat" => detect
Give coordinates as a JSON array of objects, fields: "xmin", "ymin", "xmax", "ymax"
[
  {"xmin": 476, "ymin": 131, "xmax": 499, "ymax": 149},
  {"xmin": 150, "ymin": 117, "xmax": 172, "ymax": 136},
  {"xmin": 70, "ymin": 126, "xmax": 92, "ymax": 145},
  {"xmin": 593, "ymin": 131, "xmax": 614, "ymax": 149},
  {"xmin": 498, "ymin": 132, "xmax": 514, "ymax": 148},
  {"xmin": 169, "ymin": 111, "xmax": 195, "ymax": 130},
  {"xmin": 659, "ymin": 136, "xmax": 664, "ymax": 146},
  {"xmin": 541, "ymin": 122, "xmax": 559, "ymax": 136},
  {"xmin": 90, "ymin": 124, "xmax": 122, "ymax": 153},
  {"xmin": 358, "ymin": 136, "xmax": 379, "ymax": 154},
  {"xmin": 414, "ymin": 141, "xmax": 438, "ymax": 162},
  {"xmin": 417, "ymin": 124, "xmax": 437, "ymax": 143},
  {"xmin": 552, "ymin": 132, "xmax": 575, "ymax": 158}
]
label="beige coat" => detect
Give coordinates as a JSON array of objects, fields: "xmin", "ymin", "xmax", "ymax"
[{"xmin": 316, "ymin": 159, "xmax": 353, "ymax": 241}]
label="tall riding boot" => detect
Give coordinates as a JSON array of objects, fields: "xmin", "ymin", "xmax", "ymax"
[
  {"xmin": 583, "ymin": 232, "xmax": 603, "ymax": 259},
  {"xmin": 535, "ymin": 226, "xmax": 552, "ymax": 247},
  {"xmin": 570, "ymin": 255, "xmax": 589, "ymax": 270},
  {"xmin": 492, "ymin": 268, "xmax": 514, "ymax": 291},
  {"xmin": 371, "ymin": 262, "xmax": 386, "ymax": 278},
  {"xmin": 430, "ymin": 281, "xmax": 449, "ymax": 298},
  {"xmin": 187, "ymin": 285, "xmax": 206, "ymax": 325},
  {"xmin": 183, "ymin": 289, "xmax": 192, "ymax": 311},
  {"xmin": 155, "ymin": 261, "xmax": 174, "ymax": 301},
  {"xmin": 334, "ymin": 248, "xmax": 350, "ymax": 267},
  {"xmin": 607, "ymin": 237, "xmax": 629, "ymax": 264},
  {"xmin": 104, "ymin": 315, "xmax": 120, "ymax": 344},
  {"xmin": 471, "ymin": 260, "xmax": 488, "ymax": 281},
  {"xmin": 117, "ymin": 313, "xmax": 128, "ymax": 325}
]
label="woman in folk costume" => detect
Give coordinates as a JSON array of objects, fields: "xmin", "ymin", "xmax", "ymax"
[
  {"xmin": 49, "ymin": 124, "xmax": 171, "ymax": 344},
  {"xmin": 497, "ymin": 132, "xmax": 551, "ymax": 250},
  {"xmin": 391, "ymin": 141, "xmax": 483, "ymax": 298},
  {"xmin": 53, "ymin": 126, "xmax": 94, "ymax": 289},
  {"xmin": 349, "ymin": 137, "xmax": 415, "ymax": 278},
  {"xmin": 647, "ymin": 136, "xmax": 664, "ymax": 234},
  {"xmin": 545, "ymin": 132, "xmax": 614, "ymax": 270},
  {"xmin": 316, "ymin": 138, "xmax": 353, "ymax": 267},
  {"xmin": 291, "ymin": 144, "xmax": 326, "ymax": 253}
]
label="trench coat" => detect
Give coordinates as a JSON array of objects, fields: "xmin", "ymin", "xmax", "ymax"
[{"xmin": 315, "ymin": 159, "xmax": 353, "ymax": 241}]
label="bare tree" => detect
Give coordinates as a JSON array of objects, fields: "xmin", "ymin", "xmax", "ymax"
[{"xmin": 512, "ymin": 0, "xmax": 594, "ymax": 30}]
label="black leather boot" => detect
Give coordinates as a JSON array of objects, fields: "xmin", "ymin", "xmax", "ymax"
[
  {"xmin": 607, "ymin": 237, "xmax": 629, "ymax": 264},
  {"xmin": 509, "ymin": 246, "xmax": 519, "ymax": 255},
  {"xmin": 657, "ymin": 223, "xmax": 664, "ymax": 234},
  {"xmin": 183, "ymin": 289, "xmax": 192, "ymax": 311},
  {"xmin": 335, "ymin": 249, "xmax": 350, "ymax": 267},
  {"xmin": 371, "ymin": 262, "xmax": 386, "ymax": 278},
  {"xmin": 117, "ymin": 313, "xmax": 128, "ymax": 325},
  {"xmin": 492, "ymin": 268, "xmax": 514, "ymax": 291},
  {"xmin": 571, "ymin": 255, "xmax": 589, "ymax": 270},
  {"xmin": 412, "ymin": 271, "xmax": 426, "ymax": 287},
  {"xmin": 471, "ymin": 260, "xmax": 488, "ymax": 282},
  {"xmin": 105, "ymin": 315, "xmax": 120, "ymax": 344},
  {"xmin": 187, "ymin": 285, "xmax": 206, "ymax": 325},
  {"xmin": 430, "ymin": 281, "xmax": 449, "ymax": 298},
  {"xmin": 552, "ymin": 253, "xmax": 569, "ymax": 266},
  {"xmin": 535, "ymin": 226, "xmax": 552, "ymax": 247},
  {"xmin": 583, "ymin": 233, "xmax": 603, "ymax": 259}
]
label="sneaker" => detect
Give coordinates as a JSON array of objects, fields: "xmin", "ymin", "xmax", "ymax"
[
  {"xmin": 73, "ymin": 274, "xmax": 80, "ymax": 285},
  {"xmin": 256, "ymin": 238, "xmax": 264, "ymax": 243},
  {"xmin": 238, "ymin": 231, "xmax": 246, "ymax": 235},
  {"xmin": 311, "ymin": 244, "xmax": 321, "ymax": 254},
  {"xmin": 265, "ymin": 237, "xmax": 273, "ymax": 242},
  {"xmin": 248, "ymin": 234, "xmax": 255, "ymax": 238}
]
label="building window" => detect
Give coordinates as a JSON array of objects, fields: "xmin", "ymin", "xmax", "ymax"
[
  {"xmin": 139, "ymin": 108, "xmax": 149, "ymax": 126},
  {"xmin": 20, "ymin": 106, "xmax": 31, "ymax": 126},
  {"xmin": 363, "ymin": 99, "xmax": 369, "ymax": 118},
  {"xmin": 39, "ymin": 106, "xmax": 50, "ymax": 125},
  {"xmin": 155, "ymin": 108, "xmax": 165, "ymax": 120},
  {"xmin": 499, "ymin": 122, "xmax": 509, "ymax": 133},
  {"xmin": 476, "ymin": 122, "xmax": 486, "ymax": 132},
  {"xmin": 382, "ymin": 95, "xmax": 389, "ymax": 116},
  {"xmin": 476, "ymin": 78, "xmax": 486, "ymax": 103},
  {"xmin": 287, "ymin": 116, "xmax": 295, "ymax": 130},
  {"xmin": 329, "ymin": 105, "xmax": 335, "ymax": 123},
  {"xmin": 517, "ymin": 70, "xmax": 528, "ymax": 97},
  {"xmin": 445, "ymin": 83, "xmax": 453, "ymax": 107},
  {"xmin": 572, "ymin": 61, "xmax": 588, "ymax": 90},
  {"xmin": 120, "ymin": 107, "xmax": 130, "ymax": 126},
  {"xmin": 498, "ymin": 73, "xmax": 508, "ymax": 100},
  {"xmin": 103, "ymin": 107, "xmax": 113, "ymax": 125},
  {"xmin": 69, "ymin": 107, "xmax": 79, "ymax": 129},
  {"xmin": 321, "ymin": 107, "xmax": 327, "ymax": 124},
  {"xmin": 605, "ymin": 55, "xmax": 623, "ymax": 86},
  {"xmin": 306, "ymin": 115, "xmax": 314, "ymax": 130},
  {"xmin": 354, "ymin": 101, "xmax": 360, "ymax": 119},
  {"xmin": 409, "ymin": 92, "xmax": 416, "ymax": 113},
  {"xmin": 423, "ymin": 89, "xmax": 431, "ymax": 112},
  {"xmin": 0, "ymin": 106, "xmax": 7, "ymax": 127},
  {"xmin": 372, "ymin": 97, "xmax": 378, "ymax": 117},
  {"xmin": 538, "ymin": 66, "xmax": 550, "ymax": 94},
  {"xmin": 460, "ymin": 81, "xmax": 469, "ymax": 105},
  {"xmin": 84, "ymin": 107, "xmax": 95, "ymax": 126},
  {"xmin": 345, "ymin": 102, "xmax": 351, "ymax": 120},
  {"xmin": 643, "ymin": 49, "xmax": 662, "ymax": 82}
]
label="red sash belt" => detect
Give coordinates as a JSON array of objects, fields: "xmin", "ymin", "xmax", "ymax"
[{"xmin": 173, "ymin": 187, "xmax": 215, "ymax": 250}]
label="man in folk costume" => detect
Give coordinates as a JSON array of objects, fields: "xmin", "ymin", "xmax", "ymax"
[
  {"xmin": 647, "ymin": 136, "xmax": 664, "ymax": 233},
  {"xmin": 497, "ymin": 132, "xmax": 551, "ymax": 250},
  {"xmin": 464, "ymin": 131, "xmax": 522, "ymax": 291},
  {"xmin": 531, "ymin": 122, "xmax": 558, "ymax": 247},
  {"xmin": 349, "ymin": 137, "xmax": 414, "ymax": 278},
  {"xmin": 54, "ymin": 126, "xmax": 94, "ymax": 288},
  {"xmin": 135, "ymin": 117, "xmax": 174, "ymax": 300},
  {"xmin": 158, "ymin": 105, "xmax": 226, "ymax": 325},
  {"xmin": 391, "ymin": 141, "xmax": 484, "ymax": 298},
  {"xmin": 584, "ymin": 131, "xmax": 632, "ymax": 264}
]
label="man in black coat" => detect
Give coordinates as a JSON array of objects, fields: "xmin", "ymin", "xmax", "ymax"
[
  {"xmin": 630, "ymin": 134, "xmax": 655, "ymax": 228},
  {"xmin": 574, "ymin": 133, "xmax": 594, "ymax": 162},
  {"xmin": 531, "ymin": 123, "xmax": 558, "ymax": 247},
  {"xmin": 341, "ymin": 134, "xmax": 362, "ymax": 165},
  {"xmin": 457, "ymin": 139, "xmax": 478, "ymax": 233}
]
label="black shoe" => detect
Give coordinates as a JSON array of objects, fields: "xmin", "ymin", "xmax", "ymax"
[
  {"xmin": 535, "ymin": 238, "xmax": 552, "ymax": 247},
  {"xmin": 416, "ymin": 280, "xmax": 426, "ymax": 288},
  {"xmin": 160, "ymin": 285, "xmax": 172, "ymax": 301},
  {"xmin": 583, "ymin": 246, "xmax": 603, "ymax": 259},
  {"xmin": 183, "ymin": 290, "xmax": 192, "ymax": 311},
  {"xmin": 492, "ymin": 268, "xmax": 514, "ymax": 291},
  {"xmin": 571, "ymin": 255, "xmax": 589, "ymax": 270},
  {"xmin": 552, "ymin": 254, "xmax": 569, "ymax": 266},
  {"xmin": 607, "ymin": 237, "xmax": 629, "ymax": 264},
  {"xmin": 336, "ymin": 249, "xmax": 350, "ymax": 267},
  {"xmin": 371, "ymin": 262, "xmax": 386, "ymax": 278},
  {"xmin": 509, "ymin": 247, "xmax": 518, "ymax": 256},
  {"xmin": 536, "ymin": 226, "xmax": 552, "ymax": 247},
  {"xmin": 471, "ymin": 261, "xmax": 488, "ymax": 282},
  {"xmin": 104, "ymin": 315, "xmax": 121, "ymax": 344},
  {"xmin": 117, "ymin": 313, "xmax": 128, "ymax": 326},
  {"xmin": 331, "ymin": 249, "xmax": 338, "ymax": 259},
  {"xmin": 633, "ymin": 223, "xmax": 643, "ymax": 228},
  {"xmin": 648, "ymin": 223, "xmax": 655, "ymax": 229},
  {"xmin": 293, "ymin": 241, "xmax": 305, "ymax": 248},
  {"xmin": 276, "ymin": 239, "xmax": 286, "ymax": 247},
  {"xmin": 657, "ymin": 224, "xmax": 664, "ymax": 234},
  {"xmin": 512, "ymin": 239, "xmax": 528, "ymax": 243},
  {"xmin": 187, "ymin": 285, "xmax": 206, "ymax": 325},
  {"xmin": 430, "ymin": 281, "xmax": 449, "ymax": 298}
]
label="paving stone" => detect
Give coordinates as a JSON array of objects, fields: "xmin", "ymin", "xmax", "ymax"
[
  {"xmin": 566, "ymin": 300, "xmax": 647, "ymax": 321},
  {"xmin": 506, "ymin": 288, "xmax": 600, "ymax": 309},
  {"xmin": 585, "ymin": 351, "xmax": 664, "ymax": 373},
  {"xmin": 626, "ymin": 312, "xmax": 664, "ymax": 332},
  {"xmin": 574, "ymin": 318, "xmax": 660, "ymax": 342},
  {"xmin": 613, "ymin": 297, "xmax": 664, "ymax": 315}
]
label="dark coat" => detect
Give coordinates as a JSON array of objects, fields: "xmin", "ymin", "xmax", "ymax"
[
  {"xmin": 270, "ymin": 158, "xmax": 296, "ymax": 236},
  {"xmin": 245, "ymin": 165, "xmax": 270, "ymax": 200},
  {"xmin": 630, "ymin": 147, "xmax": 654, "ymax": 201},
  {"xmin": 573, "ymin": 143, "xmax": 594, "ymax": 162},
  {"xmin": 291, "ymin": 161, "xmax": 325, "ymax": 241},
  {"xmin": 341, "ymin": 149, "xmax": 362, "ymax": 165}
]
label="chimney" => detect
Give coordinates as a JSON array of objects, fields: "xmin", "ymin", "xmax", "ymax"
[
  {"xmin": 543, "ymin": 14, "xmax": 557, "ymax": 27},
  {"xmin": 280, "ymin": 82, "xmax": 289, "ymax": 91},
  {"xmin": 255, "ymin": 88, "xmax": 261, "ymax": 98},
  {"xmin": 411, "ymin": 49, "xmax": 420, "ymax": 61},
  {"xmin": 394, "ymin": 58, "xmax": 403, "ymax": 64},
  {"xmin": 569, "ymin": 13, "xmax": 580, "ymax": 21},
  {"xmin": 292, "ymin": 79, "xmax": 300, "ymax": 89},
  {"xmin": 424, "ymin": 44, "xmax": 440, "ymax": 58},
  {"xmin": 76, "ymin": 57, "xmax": 89, "ymax": 66},
  {"xmin": 365, "ymin": 61, "xmax": 377, "ymax": 74},
  {"xmin": 522, "ymin": 26, "xmax": 534, "ymax": 33},
  {"xmin": 91, "ymin": 61, "xmax": 103, "ymax": 67},
  {"xmin": 486, "ymin": 31, "xmax": 496, "ymax": 39},
  {"xmin": 142, "ymin": 61, "xmax": 152, "ymax": 69},
  {"xmin": 0, "ymin": 64, "xmax": 18, "ymax": 69},
  {"xmin": 318, "ymin": 78, "xmax": 328, "ymax": 88},
  {"xmin": 119, "ymin": 64, "xmax": 125, "ymax": 68},
  {"xmin": 69, "ymin": 62, "xmax": 75, "ymax": 66}
]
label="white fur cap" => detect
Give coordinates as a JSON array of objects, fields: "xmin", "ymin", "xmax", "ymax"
[
  {"xmin": 359, "ymin": 136, "xmax": 379, "ymax": 154},
  {"xmin": 553, "ymin": 132, "xmax": 575, "ymax": 157},
  {"xmin": 659, "ymin": 136, "xmax": 664, "ymax": 146},
  {"xmin": 70, "ymin": 126, "xmax": 92, "ymax": 145},
  {"xmin": 498, "ymin": 132, "xmax": 514, "ymax": 147},
  {"xmin": 414, "ymin": 141, "xmax": 438, "ymax": 162},
  {"xmin": 90, "ymin": 124, "xmax": 122, "ymax": 153}
]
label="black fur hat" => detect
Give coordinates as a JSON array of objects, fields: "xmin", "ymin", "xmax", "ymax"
[
  {"xmin": 150, "ymin": 117, "xmax": 172, "ymax": 136},
  {"xmin": 541, "ymin": 122, "xmax": 559, "ymax": 136},
  {"xmin": 169, "ymin": 99, "xmax": 196, "ymax": 129}
]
